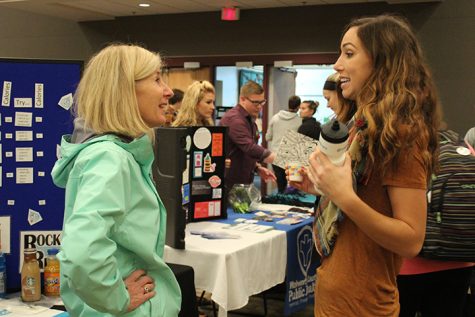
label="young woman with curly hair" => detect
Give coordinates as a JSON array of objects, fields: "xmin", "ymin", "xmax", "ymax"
[{"xmin": 306, "ymin": 15, "xmax": 441, "ymax": 316}]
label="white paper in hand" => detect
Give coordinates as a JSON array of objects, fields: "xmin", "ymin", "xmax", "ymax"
[{"xmin": 273, "ymin": 130, "xmax": 318, "ymax": 169}]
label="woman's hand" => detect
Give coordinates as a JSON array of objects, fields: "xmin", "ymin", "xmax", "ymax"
[
  {"xmin": 124, "ymin": 269, "xmax": 156, "ymax": 312},
  {"xmin": 285, "ymin": 165, "xmax": 319, "ymax": 195},
  {"xmin": 308, "ymin": 148, "xmax": 354, "ymax": 203}
]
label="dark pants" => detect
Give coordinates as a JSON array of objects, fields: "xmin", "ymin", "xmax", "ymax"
[
  {"xmin": 272, "ymin": 164, "xmax": 287, "ymax": 193},
  {"xmin": 397, "ymin": 266, "xmax": 473, "ymax": 317},
  {"xmin": 168, "ymin": 263, "xmax": 199, "ymax": 317}
]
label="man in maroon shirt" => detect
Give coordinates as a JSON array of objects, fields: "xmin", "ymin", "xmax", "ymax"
[{"xmin": 219, "ymin": 81, "xmax": 276, "ymax": 189}]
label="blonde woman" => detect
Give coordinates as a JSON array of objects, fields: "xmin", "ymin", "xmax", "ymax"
[
  {"xmin": 51, "ymin": 44, "xmax": 181, "ymax": 316},
  {"xmin": 172, "ymin": 80, "xmax": 215, "ymax": 127}
]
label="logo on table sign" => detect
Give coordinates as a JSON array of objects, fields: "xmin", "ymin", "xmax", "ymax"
[{"xmin": 297, "ymin": 226, "xmax": 313, "ymax": 277}]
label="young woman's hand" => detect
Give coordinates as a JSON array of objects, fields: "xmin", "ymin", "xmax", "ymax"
[
  {"xmin": 124, "ymin": 269, "xmax": 156, "ymax": 312},
  {"xmin": 308, "ymin": 148, "xmax": 353, "ymax": 203}
]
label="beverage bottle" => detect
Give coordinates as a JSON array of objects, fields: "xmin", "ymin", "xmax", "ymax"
[
  {"xmin": 0, "ymin": 250, "xmax": 6, "ymax": 298},
  {"xmin": 44, "ymin": 248, "xmax": 60, "ymax": 297},
  {"xmin": 315, "ymin": 119, "xmax": 349, "ymax": 194},
  {"xmin": 21, "ymin": 248, "xmax": 41, "ymax": 302}
]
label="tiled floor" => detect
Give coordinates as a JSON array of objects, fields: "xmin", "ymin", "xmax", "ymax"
[{"xmin": 198, "ymin": 286, "xmax": 314, "ymax": 317}]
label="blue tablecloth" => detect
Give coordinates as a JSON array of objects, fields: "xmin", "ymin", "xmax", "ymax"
[{"xmin": 213, "ymin": 209, "xmax": 320, "ymax": 315}]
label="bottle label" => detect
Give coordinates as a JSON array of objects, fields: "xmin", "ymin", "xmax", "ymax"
[
  {"xmin": 318, "ymin": 137, "xmax": 348, "ymax": 166},
  {"xmin": 22, "ymin": 276, "xmax": 39, "ymax": 297},
  {"xmin": 44, "ymin": 272, "xmax": 60, "ymax": 296},
  {"xmin": 26, "ymin": 277, "xmax": 36, "ymax": 288}
]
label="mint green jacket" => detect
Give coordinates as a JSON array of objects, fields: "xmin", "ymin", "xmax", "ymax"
[{"xmin": 51, "ymin": 134, "xmax": 181, "ymax": 316}]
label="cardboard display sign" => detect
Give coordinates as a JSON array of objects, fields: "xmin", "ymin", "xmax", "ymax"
[
  {"xmin": 185, "ymin": 126, "xmax": 228, "ymax": 221},
  {"xmin": 154, "ymin": 126, "xmax": 228, "ymax": 249}
]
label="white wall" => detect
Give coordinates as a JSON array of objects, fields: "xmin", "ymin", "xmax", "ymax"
[
  {"xmin": 215, "ymin": 67, "xmax": 238, "ymax": 108},
  {"xmin": 295, "ymin": 66, "xmax": 335, "ymax": 124}
]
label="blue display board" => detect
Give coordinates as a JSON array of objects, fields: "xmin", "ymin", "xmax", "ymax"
[{"xmin": 0, "ymin": 59, "xmax": 82, "ymax": 290}]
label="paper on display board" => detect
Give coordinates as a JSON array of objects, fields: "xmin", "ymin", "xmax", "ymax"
[
  {"xmin": 14, "ymin": 111, "xmax": 33, "ymax": 127},
  {"xmin": 14, "ymin": 97, "xmax": 32, "ymax": 108},
  {"xmin": 1, "ymin": 81, "xmax": 11, "ymax": 107},
  {"xmin": 15, "ymin": 147, "xmax": 33, "ymax": 162},
  {"xmin": 15, "ymin": 130, "xmax": 33, "ymax": 141},
  {"xmin": 34, "ymin": 83, "xmax": 44, "ymax": 108},
  {"xmin": 19, "ymin": 230, "xmax": 62, "ymax": 272},
  {"xmin": 0, "ymin": 216, "xmax": 11, "ymax": 253},
  {"xmin": 58, "ymin": 93, "xmax": 73, "ymax": 110},
  {"xmin": 16, "ymin": 167, "xmax": 33, "ymax": 184}
]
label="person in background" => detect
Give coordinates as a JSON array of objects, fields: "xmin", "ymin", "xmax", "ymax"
[
  {"xmin": 170, "ymin": 81, "xmax": 218, "ymax": 317},
  {"xmin": 51, "ymin": 44, "xmax": 181, "ymax": 316},
  {"xmin": 164, "ymin": 88, "xmax": 184, "ymax": 126},
  {"xmin": 297, "ymin": 100, "xmax": 321, "ymax": 140},
  {"xmin": 322, "ymin": 72, "xmax": 357, "ymax": 128},
  {"xmin": 398, "ymin": 234, "xmax": 474, "ymax": 317},
  {"xmin": 397, "ymin": 121, "xmax": 475, "ymax": 317},
  {"xmin": 172, "ymin": 81, "xmax": 215, "ymax": 127},
  {"xmin": 296, "ymin": 15, "xmax": 441, "ymax": 316},
  {"xmin": 465, "ymin": 126, "xmax": 475, "ymax": 149},
  {"xmin": 265, "ymin": 95, "xmax": 302, "ymax": 192},
  {"xmin": 170, "ymin": 88, "xmax": 184, "ymax": 112},
  {"xmin": 219, "ymin": 80, "xmax": 276, "ymax": 189}
]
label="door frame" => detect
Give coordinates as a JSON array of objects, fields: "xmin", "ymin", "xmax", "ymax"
[{"xmin": 165, "ymin": 53, "xmax": 338, "ymax": 138}]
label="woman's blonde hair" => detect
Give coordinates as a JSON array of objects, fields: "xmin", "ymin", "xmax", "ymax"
[
  {"xmin": 172, "ymin": 80, "xmax": 215, "ymax": 127},
  {"xmin": 74, "ymin": 43, "xmax": 162, "ymax": 140},
  {"xmin": 343, "ymin": 15, "xmax": 441, "ymax": 175}
]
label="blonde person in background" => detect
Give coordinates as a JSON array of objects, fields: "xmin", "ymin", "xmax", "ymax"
[
  {"xmin": 170, "ymin": 80, "xmax": 223, "ymax": 317},
  {"xmin": 51, "ymin": 44, "xmax": 181, "ymax": 316},
  {"xmin": 172, "ymin": 80, "xmax": 215, "ymax": 127}
]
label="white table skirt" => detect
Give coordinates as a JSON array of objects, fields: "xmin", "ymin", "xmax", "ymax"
[{"xmin": 164, "ymin": 221, "xmax": 287, "ymax": 316}]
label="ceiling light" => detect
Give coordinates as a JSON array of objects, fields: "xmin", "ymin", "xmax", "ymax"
[{"xmin": 138, "ymin": 3, "xmax": 151, "ymax": 7}]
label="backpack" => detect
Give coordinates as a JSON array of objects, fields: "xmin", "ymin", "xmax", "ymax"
[{"xmin": 419, "ymin": 130, "xmax": 475, "ymax": 262}]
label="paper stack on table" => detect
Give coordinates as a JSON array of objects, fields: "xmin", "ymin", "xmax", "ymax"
[{"xmin": 0, "ymin": 296, "xmax": 67, "ymax": 316}]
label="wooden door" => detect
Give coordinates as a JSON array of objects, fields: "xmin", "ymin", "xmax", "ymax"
[{"xmin": 163, "ymin": 67, "xmax": 212, "ymax": 91}]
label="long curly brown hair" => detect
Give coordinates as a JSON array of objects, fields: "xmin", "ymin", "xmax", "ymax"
[{"xmin": 343, "ymin": 15, "xmax": 442, "ymax": 175}]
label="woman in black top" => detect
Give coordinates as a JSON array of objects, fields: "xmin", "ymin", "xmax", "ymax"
[{"xmin": 297, "ymin": 100, "xmax": 321, "ymax": 140}]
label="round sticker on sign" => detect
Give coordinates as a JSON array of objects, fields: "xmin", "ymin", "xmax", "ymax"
[
  {"xmin": 193, "ymin": 127, "xmax": 212, "ymax": 149},
  {"xmin": 208, "ymin": 175, "xmax": 221, "ymax": 188}
]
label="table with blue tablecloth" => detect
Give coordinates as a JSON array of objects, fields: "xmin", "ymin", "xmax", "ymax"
[{"xmin": 216, "ymin": 208, "xmax": 320, "ymax": 316}]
